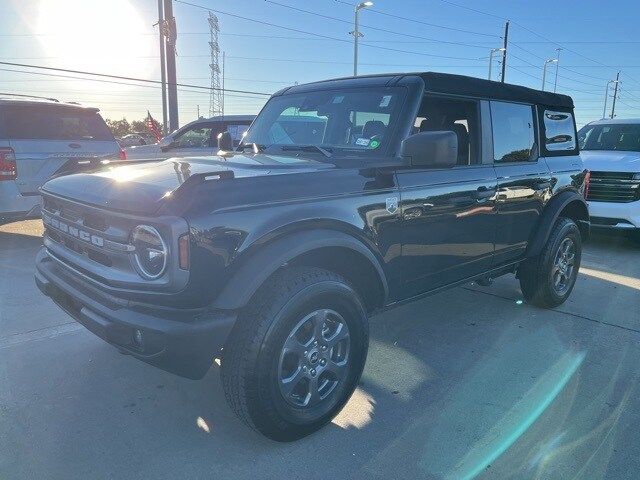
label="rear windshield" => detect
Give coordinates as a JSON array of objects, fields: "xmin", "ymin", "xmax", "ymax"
[{"xmin": 1, "ymin": 105, "xmax": 114, "ymax": 141}]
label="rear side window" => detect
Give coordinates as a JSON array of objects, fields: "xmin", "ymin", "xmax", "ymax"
[
  {"xmin": 490, "ymin": 101, "xmax": 536, "ymax": 163},
  {"xmin": 174, "ymin": 125, "xmax": 213, "ymax": 148},
  {"xmin": 3, "ymin": 105, "xmax": 114, "ymax": 141},
  {"xmin": 543, "ymin": 110, "xmax": 576, "ymax": 151}
]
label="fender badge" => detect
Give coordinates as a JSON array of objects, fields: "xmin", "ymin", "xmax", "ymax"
[{"xmin": 386, "ymin": 197, "xmax": 398, "ymax": 214}]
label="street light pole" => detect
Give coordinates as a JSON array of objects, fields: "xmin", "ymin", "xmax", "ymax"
[
  {"xmin": 553, "ymin": 47, "xmax": 562, "ymax": 93},
  {"xmin": 488, "ymin": 47, "xmax": 505, "ymax": 80},
  {"xmin": 542, "ymin": 58, "xmax": 558, "ymax": 91},
  {"xmin": 351, "ymin": 1, "xmax": 373, "ymax": 76}
]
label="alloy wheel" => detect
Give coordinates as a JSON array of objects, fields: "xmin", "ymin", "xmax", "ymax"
[
  {"xmin": 278, "ymin": 309, "xmax": 351, "ymax": 408},
  {"xmin": 551, "ymin": 237, "xmax": 576, "ymax": 296}
]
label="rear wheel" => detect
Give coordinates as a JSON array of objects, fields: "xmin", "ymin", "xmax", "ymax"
[
  {"xmin": 221, "ymin": 266, "xmax": 368, "ymax": 441},
  {"xmin": 519, "ymin": 217, "xmax": 582, "ymax": 308}
]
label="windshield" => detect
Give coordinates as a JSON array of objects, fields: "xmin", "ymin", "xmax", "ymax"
[
  {"xmin": 242, "ymin": 87, "xmax": 406, "ymax": 157},
  {"xmin": 578, "ymin": 123, "xmax": 640, "ymax": 152}
]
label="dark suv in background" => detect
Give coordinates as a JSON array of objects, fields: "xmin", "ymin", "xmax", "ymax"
[{"xmin": 35, "ymin": 72, "xmax": 589, "ymax": 441}]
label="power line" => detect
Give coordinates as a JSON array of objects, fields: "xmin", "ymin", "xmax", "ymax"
[
  {"xmin": 265, "ymin": 0, "xmax": 493, "ymax": 49},
  {"xmin": 0, "ymin": 61, "xmax": 271, "ymax": 96},
  {"xmin": 0, "ymin": 68, "xmax": 269, "ymax": 99},
  {"xmin": 437, "ymin": 0, "xmax": 640, "ymax": 88},
  {"xmin": 437, "ymin": 0, "xmax": 504, "ymax": 20},
  {"xmin": 6, "ymin": 29, "xmax": 640, "ymax": 44},
  {"xmin": 507, "ymin": 46, "xmax": 606, "ymax": 87},
  {"xmin": 330, "ymin": 0, "xmax": 500, "ymax": 37},
  {"xmin": 174, "ymin": 0, "xmax": 483, "ymax": 61}
]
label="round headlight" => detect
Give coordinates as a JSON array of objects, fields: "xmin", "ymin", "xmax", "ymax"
[{"xmin": 131, "ymin": 225, "xmax": 168, "ymax": 279}]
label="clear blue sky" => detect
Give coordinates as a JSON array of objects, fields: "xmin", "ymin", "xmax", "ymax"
[{"xmin": 2, "ymin": 0, "xmax": 639, "ymax": 128}]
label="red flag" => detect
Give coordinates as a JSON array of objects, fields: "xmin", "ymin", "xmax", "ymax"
[{"xmin": 146, "ymin": 111, "xmax": 162, "ymax": 142}]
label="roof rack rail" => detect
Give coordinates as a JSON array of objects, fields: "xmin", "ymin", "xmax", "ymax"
[{"xmin": 0, "ymin": 92, "xmax": 59, "ymax": 102}]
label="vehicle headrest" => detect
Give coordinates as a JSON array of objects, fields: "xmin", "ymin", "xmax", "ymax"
[
  {"xmin": 618, "ymin": 133, "xmax": 639, "ymax": 150},
  {"xmin": 450, "ymin": 123, "xmax": 469, "ymax": 140},
  {"xmin": 362, "ymin": 120, "xmax": 386, "ymax": 138},
  {"xmin": 419, "ymin": 117, "xmax": 440, "ymax": 132}
]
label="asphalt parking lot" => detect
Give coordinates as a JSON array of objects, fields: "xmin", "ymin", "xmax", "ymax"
[{"xmin": 1, "ymin": 220, "xmax": 639, "ymax": 480}]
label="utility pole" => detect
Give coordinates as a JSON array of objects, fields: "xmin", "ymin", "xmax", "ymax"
[
  {"xmin": 157, "ymin": 0, "xmax": 167, "ymax": 135},
  {"xmin": 197, "ymin": 104, "xmax": 200, "ymax": 118},
  {"xmin": 222, "ymin": 51, "xmax": 225, "ymax": 118},
  {"xmin": 163, "ymin": 0, "xmax": 179, "ymax": 131},
  {"xmin": 351, "ymin": 2, "xmax": 373, "ymax": 76},
  {"xmin": 488, "ymin": 47, "xmax": 505, "ymax": 80},
  {"xmin": 611, "ymin": 70, "xmax": 620, "ymax": 119},
  {"xmin": 553, "ymin": 47, "xmax": 562, "ymax": 93},
  {"xmin": 500, "ymin": 21, "xmax": 509, "ymax": 82},
  {"xmin": 603, "ymin": 78, "xmax": 618, "ymax": 119}
]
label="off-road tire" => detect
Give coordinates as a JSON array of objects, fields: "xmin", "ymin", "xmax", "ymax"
[
  {"xmin": 221, "ymin": 266, "xmax": 369, "ymax": 441},
  {"xmin": 519, "ymin": 217, "xmax": 582, "ymax": 308}
]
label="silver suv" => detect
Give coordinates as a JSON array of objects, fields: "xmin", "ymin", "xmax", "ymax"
[{"xmin": 0, "ymin": 96, "xmax": 121, "ymax": 224}]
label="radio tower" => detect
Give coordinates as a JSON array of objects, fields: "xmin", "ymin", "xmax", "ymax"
[{"xmin": 208, "ymin": 12, "xmax": 223, "ymax": 117}]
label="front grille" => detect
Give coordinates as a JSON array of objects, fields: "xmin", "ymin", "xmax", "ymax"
[
  {"xmin": 41, "ymin": 194, "xmax": 135, "ymax": 275},
  {"xmin": 587, "ymin": 171, "xmax": 640, "ymax": 203}
]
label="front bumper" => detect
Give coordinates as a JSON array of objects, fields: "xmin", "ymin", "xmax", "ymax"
[
  {"xmin": 588, "ymin": 200, "xmax": 640, "ymax": 230},
  {"xmin": 35, "ymin": 248, "xmax": 236, "ymax": 379}
]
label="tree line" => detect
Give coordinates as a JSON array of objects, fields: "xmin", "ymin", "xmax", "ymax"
[{"xmin": 104, "ymin": 118, "xmax": 154, "ymax": 138}]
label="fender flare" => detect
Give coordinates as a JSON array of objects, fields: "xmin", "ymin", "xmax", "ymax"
[
  {"xmin": 211, "ymin": 229, "xmax": 389, "ymax": 310},
  {"xmin": 526, "ymin": 191, "xmax": 589, "ymax": 258}
]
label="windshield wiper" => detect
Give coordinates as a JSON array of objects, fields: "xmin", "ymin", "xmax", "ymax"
[{"xmin": 280, "ymin": 144, "xmax": 333, "ymax": 158}]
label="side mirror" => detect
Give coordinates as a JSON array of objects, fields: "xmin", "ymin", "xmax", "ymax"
[
  {"xmin": 159, "ymin": 136, "xmax": 175, "ymax": 152},
  {"xmin": 217, "ymin": 131, "xmax": 233, "ymax": 151},
  {"xmin": 401, "ymin": 131, "xmax": 458, "ymax": 168}
]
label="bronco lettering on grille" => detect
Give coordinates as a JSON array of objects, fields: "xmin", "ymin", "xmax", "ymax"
[{"xmin": 43, "ymin": 213, "xmax": 105, "ymax": 248}]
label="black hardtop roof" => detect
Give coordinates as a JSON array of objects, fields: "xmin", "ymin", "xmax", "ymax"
[{"xmin": 277, "ymin": 71, "xmax": 574, "ymax": 109}]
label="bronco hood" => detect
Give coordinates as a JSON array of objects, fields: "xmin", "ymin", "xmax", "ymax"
[
  {"xmin": 581, "ymin": 150, "xmax": 640, "ymax": 172},
  {"xmin": 41, "ymin": 154, "xmax": 332, "ymax": 215}
]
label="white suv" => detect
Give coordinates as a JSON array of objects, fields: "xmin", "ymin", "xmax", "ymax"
[
  {"xmin": 579, "ymin": 118, "xmax": 640, "ymax": 240},
  {"xmin": 0, "ymin": 96, "xmax": 122, "ymax": 224}
]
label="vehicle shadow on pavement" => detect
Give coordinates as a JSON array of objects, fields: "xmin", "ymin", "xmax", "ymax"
[
  {"xmin": 0, "ymin": 231, "xmax": 42, "ymax": 254},
  {"xmin": 3, "ymin": 238, "xmax": 639, "ymax": 480}
]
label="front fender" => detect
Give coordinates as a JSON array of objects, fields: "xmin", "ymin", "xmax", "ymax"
[{"xmin": 210, "ymin": 229, "xmax": 389, "ymax": 310}]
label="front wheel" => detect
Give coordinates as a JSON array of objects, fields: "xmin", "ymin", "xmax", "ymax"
[
  {"xmin": 221, "ymin": 266, "xmax": 369, "ymax": 441},
  {"xmin": 519, "ymin": 217, "xmax": 582, "ymax": 308}
]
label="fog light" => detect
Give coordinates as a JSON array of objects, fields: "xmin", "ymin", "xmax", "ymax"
[{"xmin": 133, "ymin": 329, "xmax": 144, "ymax": 347}]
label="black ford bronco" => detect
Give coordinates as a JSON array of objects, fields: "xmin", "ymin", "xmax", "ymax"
[{"xmin": 35, "ymin": 72, "xmax": 589, "ymax": 441}]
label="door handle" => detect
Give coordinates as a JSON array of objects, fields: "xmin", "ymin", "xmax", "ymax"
[{"xmin": 474, "ymin": 186, "xmax": 496, "ymax": 201}]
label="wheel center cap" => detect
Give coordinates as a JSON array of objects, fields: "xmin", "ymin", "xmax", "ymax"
[{"xmin": 309, "ymin": 350, "xmax": 320, "ymax": 364}]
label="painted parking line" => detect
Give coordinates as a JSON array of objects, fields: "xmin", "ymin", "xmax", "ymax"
[{"xmin": 0, "ymin": 322, "xmax": 82, "ymax": 350}]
